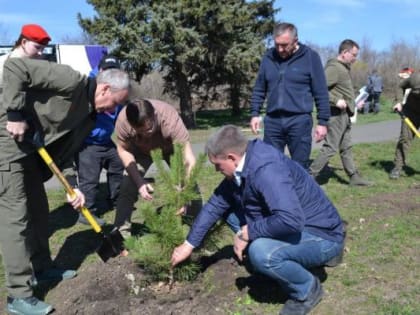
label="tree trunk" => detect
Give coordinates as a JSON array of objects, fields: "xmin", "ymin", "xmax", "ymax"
[
  {"xmin": 229, "ymin": 82, "xmax": 242, "ymax": 117},
  {"xmin": 176, "ymin": 72, "xmax": 196, "ymax": 129}
]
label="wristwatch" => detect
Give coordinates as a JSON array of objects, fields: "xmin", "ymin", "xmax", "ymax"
[{"xmin": 236, "ymin": 229, "xmax": 248, "ymax": 242}]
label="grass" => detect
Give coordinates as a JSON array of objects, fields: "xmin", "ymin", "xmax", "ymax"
[
  {"xmin": 0, "ymin": 111, "xmax": 418, "ymax": 313},
  {"xmin": 190, "ymin": 99, "xmax": 398, "ymax": 143}
]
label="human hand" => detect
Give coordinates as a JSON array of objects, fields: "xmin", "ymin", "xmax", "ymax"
[
  {"xmin": 233, "ymin": 226, "xmax": 249, "ymax": 262},
  {"xmin": 171, "ymin": 242, "xmax": 194, "ymax": 267},
  {"xmin": 66, "ymin": 188, "xmax": 85, "ymax": 210},
  {"xmin": 314, "ymin": 125, "xmax": 327, "ymax": 143},
  {"xmin": 336, "ymin": 99, "xmax": 347, "ymax": 110},
  {"xmin": 176, "ymin": 205, "xmax": 187, "ymax": 216},
  {"xmin": 139, "ymin": 183, "xmax": 154, "ymax": 201},
  {"xmin": 356, "ymin": 100, "xmax": 365, "ymax": 109},
  {"xmin": 250, "ymin": 116, "xmax": 261, "ymax": 135},
  {"xmin": 393, "ymin": 103, "xmax": 402, "ymax": 112},
  {"xmin": 6, "ymin": 121, "xmax": 28, "ymax": 142}
]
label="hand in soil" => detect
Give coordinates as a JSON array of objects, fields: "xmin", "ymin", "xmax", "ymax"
[
  {"xmin": 233, "ymin": 236, "xmax": 248, "ymax": 262},
  {"xmin": 171, "ymin": 242, "xmax": 194, "ymax": 267},
  {"xmin": 120, "ymin": 249, "xmax": 129, "ymax": 257}
]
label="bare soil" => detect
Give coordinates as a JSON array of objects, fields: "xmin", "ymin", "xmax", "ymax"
[
  {"xmin": 46, "ymin": 247, "xmax": 291, "ymax": 315},
  {"xmin": 1, "ymin": 185, "xmax": 418, "ymax": 315}
]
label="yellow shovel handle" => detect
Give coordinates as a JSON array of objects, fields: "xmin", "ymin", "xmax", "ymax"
[
  {"xmin": 36, "ymin": 147, "xmax": 102, "ymax": 233},
  {"xmin": 403, "ymin": 117, "xmax": 420, "ymax": 139}
]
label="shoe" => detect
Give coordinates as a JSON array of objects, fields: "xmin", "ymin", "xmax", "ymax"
[
  {"xmin": 117, "ymin": 221, "xmax": 132, "ymax": 239},
  {"xmin": 34, "ymin": 268, "xmax": 77, "ymax": 285},
  {"xmin": 324, "ymin": 243, "xmax": 345, "ymax": 267},
  {"xmin": 118, "ymin": 228, "xmax": 132, "ymax": 240},
  {"xmin": 349, "ymin": 172, "xmax": 373, "ymax": 186},
  {"xmin": 309, "ymin": 171, "xmax": 318, "ymax": 180},
  {"xmin": 325, "ymin": 226, "xmax": 347, "ymax": 267},
  {"xmin": 6, "ymin": 296, "xmax": 53, "ymax": 315},
  {"xmin": 78, "ymin": 213, "xmax": 106, "ymax": 226},
  {"xmin": 280, "ymin": 277, "xmax": 324, "ymax": 315},
  {"xmin": 389, "ymin": 168, "xmax": 400, "ymax": 180}
]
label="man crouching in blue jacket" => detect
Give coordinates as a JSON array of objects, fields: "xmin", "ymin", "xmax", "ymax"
[{"xmin": 171, "ymin": 125, "xmax": 345, "ymax": 315}]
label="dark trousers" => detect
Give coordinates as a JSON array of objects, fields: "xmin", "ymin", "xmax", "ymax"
[
  {"xmin": 393, "ymin": 111, "xmax": 420, "ymax": 171},
  {"xmin": 263, "ymin": 112, "xmax": 313, "ymax": 170},
  {"xmin": 0, "ymin": 155, "xmax": 53, "ymax": 298},
  {"xmin": 364, "ymin": 93, "xmax": 381, "ymax": 113},
  {"xmin": 76, "ymin": 144, "xmax": 124, "ymax": 212}
]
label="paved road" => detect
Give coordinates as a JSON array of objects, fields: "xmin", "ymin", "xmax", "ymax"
[{"xmin": 44, "ymin": 119, "xmax": 401, "ymax": 190}]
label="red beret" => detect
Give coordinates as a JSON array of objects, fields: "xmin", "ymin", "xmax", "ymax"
[
  {"xmin": 400, "ymin": 66, "xmax": 414, "ymax": 74},
  {"xmin": 21, "ymin": 24, "xmax": 51, "ymax": 45}
]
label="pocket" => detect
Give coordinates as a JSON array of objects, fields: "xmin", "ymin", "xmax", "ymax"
[{"xmin": 0, "ymin": 161, "xmax": 11, "ymax": 195}]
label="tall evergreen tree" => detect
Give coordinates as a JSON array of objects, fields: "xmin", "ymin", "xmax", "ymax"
[{"xmin": 78, "ymin": 0, "xmax": 276, "ymax": 126}]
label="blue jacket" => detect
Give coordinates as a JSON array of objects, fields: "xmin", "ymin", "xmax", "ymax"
[
  {"xmin": 187, "ymin": 139, "xmax": 344, "ymax": 247},
  {"xmin": 250, "ymin": 44, "xmax": 330, "ymax": 126},
  {"xmin": 84, "ymin": 67, "xmax": 121, "ymax": 146},
  {"xmin": 83, "ymin": 107, "xmax": 122, "ymax": 146}
]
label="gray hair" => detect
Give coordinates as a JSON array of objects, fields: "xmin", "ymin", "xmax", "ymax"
[
  {"xmin": 96, "ymin": 68, "xmax": 130, "ymax": 92},
  {"xmin": 273, "ymin": 22, "xmax": 298, "ymax": 40},
  {"xmin": 205, "ymin": 125, "xmax": 248, "ymax": 157}
]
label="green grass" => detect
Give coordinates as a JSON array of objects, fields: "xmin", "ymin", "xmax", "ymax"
[
  {"xmin": 354, "ymin": 97, "xmax": 399, "ymax": 125},
  {"xmin": 0, "ymin": 129, "xmax": 418, "ymax": 314},
  {"xmin": 190, "ymin": 101, "xmax": 398, "ymax": 143}
]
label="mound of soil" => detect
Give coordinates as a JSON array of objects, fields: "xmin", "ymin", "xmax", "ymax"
[
  {"xmin": 2, "ymin": 185, "xmax": 418, "ymax": 314},
  {"xmin": 46, "ymin": 246, "xmax": 287, "ymax": 315}
]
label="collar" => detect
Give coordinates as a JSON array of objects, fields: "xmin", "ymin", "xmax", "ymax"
[
  {"xmin": 87, "ymin": 77, "xmax": 97, "ymax": 119},
  {"xmin": 234, "ymin": 153, "xmax": 246, "ymax": 187},
  {"xmin": 87, "ymin": 77, "xmax": 96, "ymax": 112}
]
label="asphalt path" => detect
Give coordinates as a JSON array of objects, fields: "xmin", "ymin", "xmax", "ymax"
[{"xmin": 44, "ymin": 119, "xmax": 401, "ymax": 190}]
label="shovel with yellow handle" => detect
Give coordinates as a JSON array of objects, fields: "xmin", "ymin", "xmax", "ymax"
[
  {"xmin": 31, "ymin": 132, "xmax": 125, "ymax": 262},
  {"xmin": 396, "ymin": 88, "xmax": 420, "ymax": 138},
  {"xmin": 396, "ymin": 110, "xmax": 420, "ymax": 138}
]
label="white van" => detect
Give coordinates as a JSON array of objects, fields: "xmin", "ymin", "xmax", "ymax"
[{"xmin": 0, "ymin": 44, "xmax": 107, "ymax": 75}]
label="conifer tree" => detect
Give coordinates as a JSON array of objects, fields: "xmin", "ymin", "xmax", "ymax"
[
  {"xmin": 78, "ymin": 0, "xmax": 276, "ymax": 126},
  {"xmin": 125, "ymin": 144, "xmax": 209, "ymax": 282}
]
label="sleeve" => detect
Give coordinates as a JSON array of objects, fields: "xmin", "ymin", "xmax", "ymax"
[
  {"xmin": 2, "ymin": 58, "xmax": 84, "ymax": 121},
  {"xmin": 250, "ymin": 55, "xmax": 268, "ymax": 117},
  {"xmin": 186, "ymin": 180, "xmax": 234, "ymax": 247},
  {"xmin": 160, "ymin": 105, "xmax": 190, "ymax": 143},
  {"xmin": 310, "ymin": 51, "xmax": 330, "ymax": 126},
  {"xmin": 115, "ymin": 108, "xmax": 132, "ymax": 149},
  {"xmin": 324, "ymin": 64, "xmax": 340, "ymax": 107},
  {"xmin": 247, "ymin": 162, "xmax": 305, "ymax": 240},
  {"xmin": 366, "ymin": 76, "xmax": 373, "ymax": 91}
]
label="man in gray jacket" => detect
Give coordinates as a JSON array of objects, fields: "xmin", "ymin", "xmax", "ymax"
[{"xmin": 0, "ymin": 57, "xmax": 129, "ymax": 314}]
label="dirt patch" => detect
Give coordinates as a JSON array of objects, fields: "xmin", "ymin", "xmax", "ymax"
[
  {"xmin": 45, "ymin": 246, "xmax": 288, "ymax": 315},
  {"xmin": 1, "ymin": 186, "xmax": 418, "ymax": 314},
  {"xmin": 366, "ymin": 183, "xmax": 420, "ymax": 220}
]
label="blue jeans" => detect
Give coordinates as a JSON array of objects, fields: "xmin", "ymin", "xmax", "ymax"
[
  {"xmin": 263, "ymin": 113, "xmax": 313, "ymax": 170},
  {"xmin": 225, "ymin": 212, "xmax": 342, "ymax": 300}
]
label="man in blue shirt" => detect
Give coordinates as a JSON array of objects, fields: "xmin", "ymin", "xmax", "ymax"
[
  {"xmin": 171, "ymin": 125, "xmax": 345, "ymax": 315},
  {"xmin": 250, "ymin": 22, "xmax": 330, "ymax": 170},
  {"xmin": 76, "ymin": 55, "xmax": 124, "ymax": 225}
]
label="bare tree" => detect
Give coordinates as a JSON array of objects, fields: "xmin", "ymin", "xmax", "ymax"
[
  {"xmin": 0, "ymin": 23, "xmax": 11, "ymax": 45},
  {"xmin": 382, "ymin": 40, "xmax": 420, "ymax": 101},
  {"xmin": 305, "ymin": 41, "xmax": 335, "ymax": 65},
  {"xmin": 60, "ymin": 31, "xmax": 97, "ymax": 45}
]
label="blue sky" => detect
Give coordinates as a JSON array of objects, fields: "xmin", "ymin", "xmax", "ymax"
[{"xmin": 1, "ymin": 0, "xmax": 419, "ymax": 51}]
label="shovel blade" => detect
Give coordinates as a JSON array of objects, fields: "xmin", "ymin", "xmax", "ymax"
[{"xmin": 96, "ymin": 229, "xmax": 125, "ymax": 262}]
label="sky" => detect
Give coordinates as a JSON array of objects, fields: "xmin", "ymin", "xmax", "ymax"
[{"xmin": 1, "ymin": 0, "xmax": 419, "ymax": 51}]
